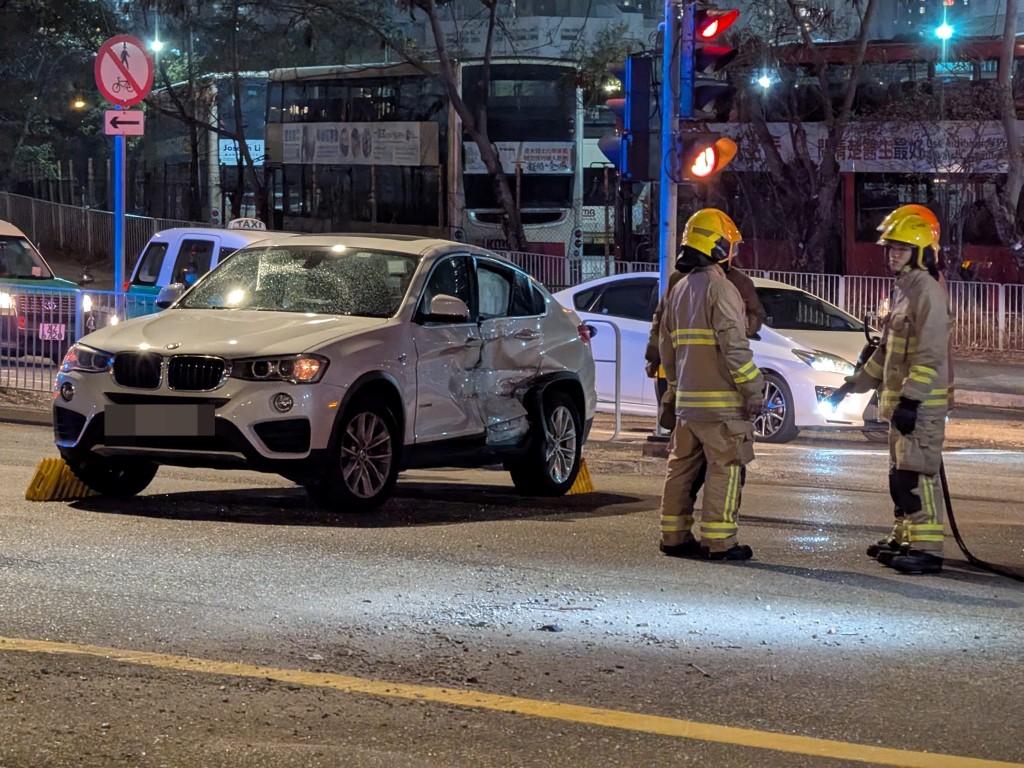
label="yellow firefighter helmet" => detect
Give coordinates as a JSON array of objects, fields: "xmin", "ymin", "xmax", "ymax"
[
  {"xmin": 877, "ymin": 206, "xmax": 939, "ymax": 270},
  {"xmin": 680, "ymin": 208, "xmax": 742, "ymax": 264}
]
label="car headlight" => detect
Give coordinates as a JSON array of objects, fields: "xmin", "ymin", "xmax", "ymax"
[
  {"xmin": 792, "ymin": 349, "xmax": 855, "ymax": 375},
  {"xmin": 230, "ymin": 354, "xmax": 328, "ymax": 384},
  {"xmin": 0, "ymin": 292, "xmax": 14, "ymax": 312},
  {"xmin": 60, "ymin": 343, "xmax": 114, "ymax": 374},
  {"xmin": 81, "ymin": 294, "xmax": 93, "ymax": 313}
]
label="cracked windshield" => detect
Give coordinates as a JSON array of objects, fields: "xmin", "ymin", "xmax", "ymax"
[{"xmin": 180, "ymin": 245, "xmax": 417, "ymax": 317}]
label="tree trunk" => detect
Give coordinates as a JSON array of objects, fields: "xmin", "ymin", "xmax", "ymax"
[{"xmin": 993, "ymin": 0, "xmax": 1024, "ymax": 266}]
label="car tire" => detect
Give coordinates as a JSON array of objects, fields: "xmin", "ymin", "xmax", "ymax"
[
  {"xmin": 862, "ymin": 428, "xmax": 889, "ymax": 443},
  {"xmin": 306, "ymin": 396, "xmax": 399, "ymax": 513},
  {"xmin": 61, "ymin": 453, "xmax": 158, "ymax": 497},
  {"xmin": 508, "ymin": 390, "xmax": 582, "ymax": 496},
  {"xmin": 754, "ymin": 372, "xmax": 800, "ymax": 444}
]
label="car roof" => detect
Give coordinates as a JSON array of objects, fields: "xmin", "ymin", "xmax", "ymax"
[
  {"xmin": 149, "ymin": 227, "xmax": 291, "ymax": 247},
  {"xmin": 241, "ymin": 232, "xmax": 504, "ymax": 261},
  {"xmin": 556, "ymin": 270, "xmax": 804, "ymax": 293},
  {"xmin": 0, "ymin": 219, "xmax": 30, "ymax": 238}
]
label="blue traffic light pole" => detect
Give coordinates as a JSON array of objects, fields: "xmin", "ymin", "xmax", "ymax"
[
  {"xmin": 658, "ymin": 1, "xmax": 696, "ymax": 300},
  {"xmin": 658, "ymin": 0, "xmax": 681, "ymax": 300}
]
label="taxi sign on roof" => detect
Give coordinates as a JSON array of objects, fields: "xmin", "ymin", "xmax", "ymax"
[{"xmin": 227, "ymin": 218, "xmax": 267, "ymax": 231}]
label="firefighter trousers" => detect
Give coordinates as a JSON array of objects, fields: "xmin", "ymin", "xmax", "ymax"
[
  {"xmin": 887, "ymin": 416, "xmax": 946, "ymax": 555},
  {"xmin": 660, "ymin": 418, "xmax": 755, "ymax": 552}
]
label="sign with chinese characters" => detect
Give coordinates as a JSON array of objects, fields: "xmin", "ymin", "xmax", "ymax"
[
  {"xmin": 718, "ymin": 121, "xmax": 1013, "ymax": 174},
  {"xmin": 464, "ymin": 142, "xmax": 575, "ymax": 174},
  {"xmin": 271, "ymin": 122, "xmax": 438, "ymax": 166}
]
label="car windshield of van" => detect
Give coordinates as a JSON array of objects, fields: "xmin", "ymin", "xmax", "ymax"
[
  {"xmin": 179, "ymin": 245, "xmax": 418, "ymax": 318},
  {"xmin": 0, "ymin": 236, "xmax": 54, "ymax": 280},
  {"xmin": 756, "ymin": 287, "xmax": 865, "ymax": 332}
]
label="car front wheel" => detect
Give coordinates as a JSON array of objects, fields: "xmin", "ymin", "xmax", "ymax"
[
  {"xmin": 754, "ymin": 372, "xmax": 800, "ymax": 444},
  {"xmin": 508, "ymin": 391, "xmax": 582, "ymax": 496},
  {"xmin": 306, "ymin": 397, "xmax": 399, "ymax": 513},
  {"xmin": 60, "ymin": 452, "xmax": 158, "ymax": 496}
]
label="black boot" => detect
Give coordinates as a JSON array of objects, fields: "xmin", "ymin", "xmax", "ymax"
[
  {"xmin": 866, "ymin": 537, "xmax": 902, "ymax": 559},
  {"xmin": 890, "ymin": 550, "xmax": 943, "ymax": 574},
  {"xmin": 660, "ymin": 539, "xmax": 703, "ymax": 559},
  {"xmin": 701, "ymin": 544, "xmax": 753, "ymax": 561},
  {"xmin": 875, "ymin": 543, "xmax": 912, "ymax": 566}
]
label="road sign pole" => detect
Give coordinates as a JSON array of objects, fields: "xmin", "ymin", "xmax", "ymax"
[{"xmin": 114, "ymin": 129, "xmax": 125, "ymax": 298}]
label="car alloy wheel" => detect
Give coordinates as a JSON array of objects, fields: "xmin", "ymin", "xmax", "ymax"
[
  {"xmin": 340, "ymin": 410, "xmax": 394, "ymax": 499},
  {"xmin": 508, "ymin": 390, "xmax": 582, "ymax": 496},
  {"xmin": 544, "ymin": 401, "xmax": 578, "ymax": 485},
  {"xmin": 753, "ymin": 372, "xmax": 799, "ymax": 443}
]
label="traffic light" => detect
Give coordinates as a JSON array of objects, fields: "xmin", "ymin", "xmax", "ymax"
[
  {"xmin": 681, "ymin": 6, "xmax": 740, "ymax": 120},
  {"xmin": 676, "ymin": 5, "xmax": 740, "ymax": 182},
  {"xmin": 676, "ymin": 130, "xmax": 737, "ymax": 181},
  {"xmin": 597, "ymin": 53, "xmax": 655, "ymax": 182}
]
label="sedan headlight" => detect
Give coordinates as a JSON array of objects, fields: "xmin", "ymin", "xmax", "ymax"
[
  {"xmin": 0, "ymin": 291, "xmax": 14, "ymax": 312},
  {"xmin": 60, "ymin": 343, "xmax": 114, "ymax": 374},
  {"xmin": 230, "ymin": 354, "xmax": 328, "ymax": 384},
  {"xmin": 792, "ymin": 349, "xmax": 855, "ymax": 376},
  {"xmin": 81, "ymin": 294, "xmax": 93, "ymax": 313}
]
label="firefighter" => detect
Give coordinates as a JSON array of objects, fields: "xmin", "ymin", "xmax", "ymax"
[
  {"xmin": 645, "ymin": 225, "xmax": 765, "ymax": 431},
  {"xmin": 832, "ymin": 206, "xmax": 951, "ymax": 574},
  {"xmin": 657, "ymin": 208, "xmax": 765, "ymax": 561}
]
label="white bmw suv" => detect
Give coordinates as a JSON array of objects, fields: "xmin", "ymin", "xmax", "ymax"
[{"xmin": 53, "ymin": 235, "xmax": 597, "ymax": 511}]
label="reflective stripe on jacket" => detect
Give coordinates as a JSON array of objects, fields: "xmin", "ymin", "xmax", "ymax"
[
  {"xmin": 657, "ymin": 265, "xmax": 765, "ymax": 422},
  {"xmin": 853, "ymin": 268, "xmax": 952, "ymax": 420}
]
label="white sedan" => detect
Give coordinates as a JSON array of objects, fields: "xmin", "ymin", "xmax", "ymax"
[{"xmin": 553, "ymin": 272, "xmax": 883, "ymax": 443}]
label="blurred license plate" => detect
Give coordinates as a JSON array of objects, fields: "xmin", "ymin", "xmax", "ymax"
[
  {"xmin": 105, "ymin": 404, "xmax": 215, "ymax": 439},
  {"xmin": 39, "ymin": 323, "xmax": 65, "ymax": 341}
]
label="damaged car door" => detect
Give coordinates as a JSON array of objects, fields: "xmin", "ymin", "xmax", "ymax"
[
  {"xmin": 471, "ymin": 258, "xmax": 546, "ymax": 445},
  {"xmin": 411, "ymin": 255, "xmax": 486, "ymax": 441}
]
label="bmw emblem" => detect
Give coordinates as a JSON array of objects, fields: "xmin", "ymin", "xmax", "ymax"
[{"xmin": 165, "ymin": 343, "xmax": 181, "ymax": 350}]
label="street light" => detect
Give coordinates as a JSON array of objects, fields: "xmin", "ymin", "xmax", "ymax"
[
  {"xmin": 935, "ymin": 22, "xmax": 953, "ymax": 40},
  {"xmin": 149, "ymin": 37, "xmax": 164, "ymax": 52}
]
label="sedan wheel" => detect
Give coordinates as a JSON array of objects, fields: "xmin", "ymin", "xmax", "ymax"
[{"xmin": 754, "ymin": 372, "xmax": 800, "ymax": 443}]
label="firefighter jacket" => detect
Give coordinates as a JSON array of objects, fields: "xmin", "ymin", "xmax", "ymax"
[
  {"xmin": 850, "ymin": 268, "xmax": 952, "ymax": 420},
  {"xmin": 645, "ymin": 265, "xmax": 765, "ymax": 368},
  {"xmin": 658, "ymin": 265, "xmax": 765, "ymax": 422}
]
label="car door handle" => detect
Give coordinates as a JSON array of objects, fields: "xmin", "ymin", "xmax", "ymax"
[{"xmin": 514, "ymin": 329, "xmax": 540, "ymax": 340}]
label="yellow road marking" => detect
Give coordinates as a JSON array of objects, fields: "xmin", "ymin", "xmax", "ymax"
[{"xmin": 2, "ymin": 635, "xmax": 1020, "ymax": 768}]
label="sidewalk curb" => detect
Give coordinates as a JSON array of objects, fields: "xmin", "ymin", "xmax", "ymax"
[{"xmin": 955, "ymin": 390, "xmax": 1024, "ymax": 409}]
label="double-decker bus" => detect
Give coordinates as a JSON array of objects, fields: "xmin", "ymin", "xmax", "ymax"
[
  {"xmin": 263, "ymin": 59, "xmax": 585, "ymax": 260},
  {"xmin": 725, "ymin": 35, "xmax": 1024, "ymax": 282}
]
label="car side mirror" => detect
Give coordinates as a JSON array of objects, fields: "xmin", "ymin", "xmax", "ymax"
[
  {"xmin": 155, "ymin": 282, "xmax": 185, "ymax": 309},
  {"xmin": 422, "ymin": 294, "xmax": 470, "ymax": 322},
  {"xmin": 78, "ymin": 268, "xmax": 94, "ymax": 286}
]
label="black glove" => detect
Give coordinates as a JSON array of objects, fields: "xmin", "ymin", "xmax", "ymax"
[
  {"xmin": 891, "ymin": 397, "xmax": 920, "ymax": 435},
  {"xmin": 826, "ymin": 382, "xmax": 853, "ymax": 410}
]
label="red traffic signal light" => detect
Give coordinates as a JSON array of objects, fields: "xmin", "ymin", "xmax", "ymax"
[
  {"xmin": 696, "ymin": 8, "xmax": 739, "ymax": 39},
  {"xmin": 682, "ymin": 7, "xmax": 740, "ymax": 120},
  {"xmin": 677, "ymin": 131, "xmax": 737, "ymax": 181}
]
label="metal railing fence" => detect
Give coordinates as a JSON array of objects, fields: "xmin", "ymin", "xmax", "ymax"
[
  {"xmin": 2, "ymin": 192, "xmax": 1024, "ymax": 394},
  {"xmin": 1, "ymin": 192, "xmax": 200, "ymax": 270}
]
